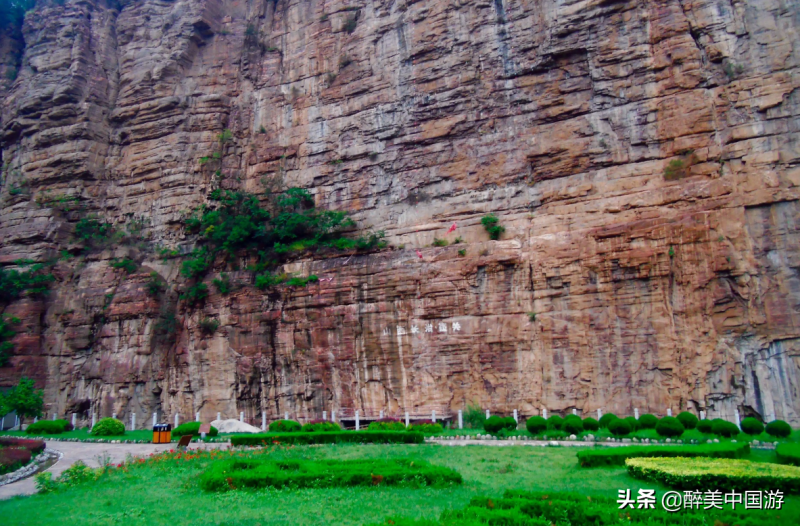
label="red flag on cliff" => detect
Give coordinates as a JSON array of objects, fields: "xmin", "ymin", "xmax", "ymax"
[
  {"xmin": 447, "ymin": 222, "xmax": 457, "ymax": 234},
  {"xmin": 416, "ymin": 250, "xmax": 423, "ymax": 259}
]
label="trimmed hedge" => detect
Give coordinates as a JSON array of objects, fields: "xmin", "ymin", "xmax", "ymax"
[
  {"xmin": 91, "ymin": 418, "xmax": 125, "ymax": 437},
  {"xmin": 525, "ymin": 416, "xmax": 546, "ymax": 434},
  {"xmin": 711, "ymin": 418, "xmax": 739, "ymax": 438},
  {"xmin": 623, "ymin": 416, "xmax": 638, "ymax": 432},
  {"xmin": 484, "ymin": 415, "xmax": 516, "ymax": 434},
  {"xmin": 740, "ymin": 417, "xmax": 764, "ymax": 436},
  {"xmin": 607, "ymin": 418, "xmax": 631, "ymax": 436},
  {"xmin": 655, "ymin": 416, "xmax": 684, "ymax": 437},
  {"xmin": 577, "ymin": 442, "xmax": 750, "ymax": 467},
  {"xmin": 268, "ymin": 419, "xmax": 301, "ymax": 433},
  {"xmin": 676, "ymin": 411, "xmax": 698, "ymax": 430},
  {"xmin": 301, "ymin": 420, "xmax": 341, "ymax": 432},
  {"xmin": 172, "ymin": 421, "xmax": 219, "ymax": 438},
  {"xmin": 0, "ymin": 437, "xmax": 45, "ymax": 454},
  {"xmin": 26, "ymin": 419, "xmax": 70, "ymax": 435},
  {"xmin": 598, "ymin": 413, "xmax": 617, "ymax": 428},
  {"xmin": 563, "ymin": 416, "xmax": 583, "ymax": 435},
  {"xmin": 407, "ymin": 421, "xmax": 443, "ymax": 433},
  {"xmin": 230, "ymin": 431, "xmax": 423, "ymax": 447},
  {"xmin": 637, "ymin": 414, "xmax": 658, "ymax": 429},
  {"xmin": 367, "ymin": 418, "xmax": 406, "ymax": 431},
  {"xmin": 581, "ymin": 417, "xmax": 598, "ymax": 431},
  {"xmin": 546, "ymin": 415, "xmax": 563, "ymax": 430},
  {"xmin": 199, "ymin": 458, "xmax": 461, "ymax": 491},
  {"xmin": 777, "ymin": 443, "xmax": 800, "ymax": 466},
  {"xmin": 766, "ymin": 419, "xmax": 792, "ymax": 438},
  {"xmin": 626, "ymin": 457, "xmax": 800, "ymax": 493},
  {"xmin": 697, "ymin": 418, "xmax": 713, "ymax": 433}
]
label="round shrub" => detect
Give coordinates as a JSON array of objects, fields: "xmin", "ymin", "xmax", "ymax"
[
  {"xmin": 563, "ymin": 415, "xmax": 583, "ymax": 435},
  {"xmin": 301, "ymin": 420, "xmax": 341, "ymax": 432},
  {"xmin": 172, "ymin": 421, "xmax": 219, "ymax": 438},
  {"xmin": 546, "ymin": 415, "xmax": 564, "ymax": 430},
  {"xmin": 638, "ymin": 414, "xmax": 658, "ymax": 429},
  {"xmin": 502, "ymin": 416, "xmax": 518, "ymax": 431},
  {"xmin": 367, "ymin": 418, "xmax": 406, "ymax": 431},
  {"xmin": 582, "ymin": 417, "xmax": 599, "ymax": 431},
  {"xmin": 711, "ymin": 418, "xmax": 740, "ymax": 438},
  {"xmin": 655, "ymin": 416, "xmax": 685, "ymax": 438},
  {"xmin": 526, "ymin": 416, "xmax": 547, "ymax": 435},
  {"xmin": 677, "ymin": 411, "xmax": 699, "ymax": 430},
  {"xmin": 624, "ymin": 416, "xmax": 638, "ymax": 432},
  {"xmin": 407, "ymin": 421, "xmax": 443, "ymax": 434},
  {"xmin": 739, "ymin": 417, "xmax": 764, "ymax": 436},
  {"xmin": 697, "ymin": 419, "xmax": 713, "ymax": 433},
  {"xmin": 484, "ymin": 415, "xmax": 507, "ymax": 434},
  {"xmin": 91, "ymin": 418, "xmax": 125, "ymax": 437},
  {"xmin": 269, "ymin": 419, "xmax": 302, "ymax": 433},
  {"xmin": 766, "ymin": 419, "xmax": 792, "ymax": 438},
  {"xmin": 26, "ymin": 420, "xmax": 67, "ymax": 435},
  {"xmin": 608, "ymin": 418, "xmax": 632, "ymax": 436},
  {"xmin": 598, "ymin": 413, "xmax": 617, "ymax": 428}
]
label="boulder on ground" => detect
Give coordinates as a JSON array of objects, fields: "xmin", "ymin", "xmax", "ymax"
[{"xmin": 210, "ymin": 419, "xmax": 261, "ymax": 434}]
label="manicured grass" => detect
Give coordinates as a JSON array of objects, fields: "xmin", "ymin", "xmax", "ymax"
[{"xmin": 0, "ymin": 444, "xmax": 798, "ymax": 524}]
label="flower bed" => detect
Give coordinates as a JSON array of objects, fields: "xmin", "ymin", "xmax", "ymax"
[
  {"xmin": 577, "ymin": 442, "xmax": 750, "ymax": 467},
  {"xmin": 0, "ymin": 437, "xmax": 46, "ymax": 475},
  {"xmin": 230, "ymin": 430, "xmax": 423, "ymax": 446}
]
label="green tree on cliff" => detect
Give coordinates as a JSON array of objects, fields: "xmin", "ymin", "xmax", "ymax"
[{"xmin": 4, "ymin": 376, "xmax": 43, "ymax": 426}]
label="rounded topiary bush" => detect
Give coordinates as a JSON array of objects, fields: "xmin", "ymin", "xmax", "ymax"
[
  {"xmin": 624, "ymin": 416, "xmax": 639, "ymax": 432},
  {"xmin": 26, "ymin": 420, "xmax": 67, "ymax": 435},
  {"xmin": 301, "ymin": 420, "xmax": 341, "ymax": 432},
  {"xmin": 502, "ymin": 416, "xmax": 518, "ymax": 431},
  {"xmin": 269, "ymin": 419, "xmax": 302, "ymax": 433},
  {"xmin": 740, "ymin": 417, "xmax": 764, "ymax": 436},
  {"xmin": 710, "ymin": 419, "xmax": 740, "ymax": 438},
  {"xmin": 638, "ymin": 414, "xmax": 659, "ymax": 429},
  {"xmin": 484, "ymin": 415, "xmax": 507, "ymax": 434},
  {"xmin": 677, "ymin": 411, "xmax": 699, "ymax": 430},
  {"xmin": 766, "ymin": 419, "xmax": 792, "ymax": 438},
  {"xmin": 367, "ymin": 418, "xmax": 406, "ymax": 431},
  {"xmin": 172, "ymin": 421, "xmax": 219, "ymax": 438},
  {"xmin": 598, "ymin": 413, "xmax": 617, "ymax": 428},
  {"xmin": 563, "ymin": 415, "xmax": 583, "ymax": 435},
  {"xmin": 91, "ymin": 418, "xmax": 125, "ymax": 437},
  {"xmin": 582, "ymin": 417, "xmax": 599, "ymax": 431},
  {"xmin": 697, "ymin": 419, "xmax": 713, "ymax": 433},
  {"xmin": 526, "ymin": 416, "xmax": 547, "ymax": 435},
  {"xmin": 608, "ymin": 418, "xmax": 632, "ymax": 436},
  {"xmin": 546, "ymin": 415, "xmax": 564, "ymax": 430},
  {"xmin": 655, "ymin": 416, "xmax": 685, "ymax": 438}
]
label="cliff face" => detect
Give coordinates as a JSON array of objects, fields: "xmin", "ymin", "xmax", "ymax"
[{"xmin": 1, "ymin": 0, "xmax": 799, "ymax": 426}]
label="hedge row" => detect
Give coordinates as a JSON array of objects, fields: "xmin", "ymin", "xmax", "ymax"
[
  {"xmin": 25, "ymin": 419, "xmax": 72, "ymax": 435},
  {"xmin": 577, "ymin": 442, "xmax": 750, "ymax": 467},
  {"xmin": 199, "ymin": 458, "xmax": 461, "ymax": 491},
  {"xmin": 776, "ymin": 443, "xmax": 800, "ymax": 466},
  {"xmin": 230, "ymin": 431, "xmax": 423, "ymax": 446},
  {"xmin": 171, "ymin": 421, "xmax": 218, "ymax": 438},
  {"xmin": 626, "ymin": 457, "xmax": 800, "ymax": 493},
  {"xmin": 366, "ymin": 490, "xmax": 778, "ymax": 526}
]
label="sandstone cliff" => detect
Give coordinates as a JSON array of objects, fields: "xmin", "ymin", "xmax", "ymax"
[{"xmin": 1, "ymin": 0, "xmax": 799, "ymax": 426}]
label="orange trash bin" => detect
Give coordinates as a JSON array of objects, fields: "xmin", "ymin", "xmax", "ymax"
[{"xmin": 153, "ymin": 423, "xmax": 172, "ymax": 444}]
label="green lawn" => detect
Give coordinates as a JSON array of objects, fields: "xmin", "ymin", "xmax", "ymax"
[{"xmin": 0, "ymin": 444, "xmax": 797, "ymax": 525}]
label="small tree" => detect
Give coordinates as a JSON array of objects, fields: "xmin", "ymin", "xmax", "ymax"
[{"xmin": 6, "ymin": 376, "xmax": 44, "ymax": 426}]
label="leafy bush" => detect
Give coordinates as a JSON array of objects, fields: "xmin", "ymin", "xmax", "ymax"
[
  {"xmin": 199, "ymin": 457, "xmax": 461, "ymax": 492},
  {"xmin": 74, "ymin": 216, "xmax": 113, "ymax": 244},
  {"xmin": 268, "ymin": 419, "xmax": 302, "ymax": 433},
  {"xmin": 697, "ymin": 418, "xmax": 713, "ymax": 433},
  {"xmin": 480, "ymin": 214, "xmax": 505, "ymax": 240},
  {"xmin": 483, "ymin": 415, "xmax": 516, "ymax": 434},
  {"xmin": 623, "ymin": 416, "xmax": 638, "ymax": 432},
  {"xmin": 301, "ymin": 420, "xmax": 341, "ymax": 432},
  {"xmin": 655, "ymin": 416, "xmax": 684, "ymax": 437},
  {"xmin": 35, "ymin": 460, "xmax": 97, "ymax": 494},
  {"xmin": 90, "ymin": 418, "xmax": 125, "ymax": 436},
  {"xmin": 598, "ymin": 413, "xmax": 617, "ymax": 428},
  {"xmin": 181, "ymin": 283, "xmax": 209, "ymax": 305},
  {"xmin": 464, "ymin": 403, "xmax": 485, "ymax": 429},
  {"xmin": 0, "ymin": 265, "xmax": 56, "ymax": 304},
  {"xmin": 766, "ymin": 419, "xmax": 792, "ymax": 438},
  {"xmin": 777, "ymin": 443, "xmax": 800, "ymax": 466},
  {"xmin": 146, "ymin": 272, "xmax": 164, "ymax": 296},
  {"xmin": 563, "ymin": 415, "xmax": 583, "ymax": 435},
  {"xmin": 626, "ymin": 457, "xmax": 800, "ymax": 493},
  {"xmin": 581, "ymin": 417, "xmax": 598, "ymax": 431},
  {"xmin": 525, "ymin": 416, "xmax": 547, "ymax": 435},
  {"xmin": 740, "ymin": 417, "xmax": 764, "ymax": 436},
  {"xmin": 608, "ymin": 418, "xmax": 631, "ymax": 436},
  {"xmin": 368, "ymin": 418, "xmax": 406, "ymax": 431},
  {"xmin": 577, "ymin": 443, "xmax": 750, "ymax": 467},
  {"xmin": 546, "ymin": 415, "xmax": 563, "ymax": 430},
  {"xmin": 109, "ymin": 258, "xmax": 137, "ymax": 274},
  {"xmin": 432, "ymin": 238, "xmax": 448, "ymax": 247},
  {"xmin": 198, "ymin": 318, "xmax": 219, "ymax": 335},
  {"xmin": 0, "ymin": 314, "xmax": 19, "ymax": 366},
  {"xmin": 172, "ymin": 421, "xmax": 219, "ymax": 438},
  {"xmin": 231, "ymin": 431, "xmax": 423, "ymax": 446},
  {"xmin": 663, "ymin": 159, "xmax": 687, "ymax": 180},
  {"xmin": 26, "ymin": 419, "xmax": 68, "ymax": 435},
  {"xmin": 0, "ymin": 447, "xmax": 32, "ymax": 475},
  {"xmin": 711, "ymin": 418, "xmax": 740, "ymax": 438},
  {"xmin": 408, "ymin": 421, "xmax": 443, "ymax": 434},
  {"xmin": 637, "ymin": 414, "xmax": 658, "ymax": 429},
  {"xmin": 212, "ymin": 273, "xmax": 231, "ymax": 294},
  {"xmin": 676, "ymin": 411, "xmax": 699, "ymax": 430}
]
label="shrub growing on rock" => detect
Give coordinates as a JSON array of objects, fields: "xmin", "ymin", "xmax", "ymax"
[
  {"xmin": 655, "ymin": 416, "xmax": 685, "ymax": 438},
  {"xmin": 564, "ymin": 415, "xmax": 584, "ymax": 435},
  {"xmin": 367, "ymin": 418, "xmax": 406, "ymax": 431},
  {"xmin": 677, "ymin": 411, "xmax": 699, "ymax": 430},
  {"xmin": 598, "ymin": 413, "xmax": 617, "ymax": 428},
  {"xmin": 740, "ymin": 417, "xmax": 764, "ymax": 436},
  {"xmin": 172, "ymin": 421, "xmax": 219, "ymax": 438},
  {"xmin": 608, "ymin": 418, "xmax": 632, "ymax": 436},
  {"xmin": 546, "ymin": 415, "xmax": 564, "ymax": 430},
  {"xmin": 582, "ymin": 417, "xmax": 599, "ymax": 431},
  {"xmin": 91, "ymin": 417, "xmax": 125, "ymax": 437},
  {"xmin": 638, "ymin": 414, "xmax": 659, "ymax": 429},
  {"xmin": 526, "ymin": 416, "xmax": 547, "ymax": 435},
  {"xmin": 711, "ymin": 419, "xmax": 740, "ymax": 438},
  {"xmin": 697, "ymin": 419, "xmax": 713, "ymax": 433},
  {"xmin": 301, "ymin": 420, "xmax": 341, "ymax": 432},
  {"xmin": 766, "ymin": 420, "xmax": 792, "ymax": 438},
  {"xmin": 268, "ymin": 420, "xmax": 301, "ymax": 433}
]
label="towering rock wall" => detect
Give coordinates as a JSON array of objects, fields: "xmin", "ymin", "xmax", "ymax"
[{"xmin": 1, "ymin": 0, "xmax": 799, "ymax": 426}]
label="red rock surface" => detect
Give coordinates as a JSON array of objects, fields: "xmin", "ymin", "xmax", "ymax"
[{"xmin": 1, "ymin": 0, "xmax": 799, "ymax": 426}]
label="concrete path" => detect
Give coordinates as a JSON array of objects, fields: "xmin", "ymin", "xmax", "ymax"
[{"xmin": 0, "ymin": 440, "xmax": 228, "ymax": 500}]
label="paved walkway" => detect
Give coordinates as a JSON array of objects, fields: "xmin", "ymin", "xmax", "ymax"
[{"xmin": 0, "ymin": 441, "xmax": 227, "ymax": 500}]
